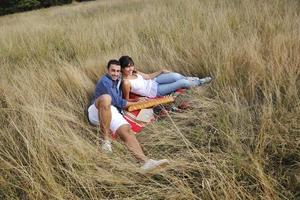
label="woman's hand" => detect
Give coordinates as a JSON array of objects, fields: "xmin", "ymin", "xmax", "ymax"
[
  {"xmin": 161, "ymin": 69, "xmax": 171, "ymax": 73},
  {"xmin": 128, "ymin": 98, "xmax": 140, "ymax": 102},
  {"xmin": 130, "ymin": 97, "xmax": 148, "ymax": 102},
  {"xmin": 138, "ymin": 97, "xmax": 149, "ymax": 102}
]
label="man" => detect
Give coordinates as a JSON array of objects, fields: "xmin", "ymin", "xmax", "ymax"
[{"xmin": 87, "ymin": 59, "xmax": 169, "ymax": 171}]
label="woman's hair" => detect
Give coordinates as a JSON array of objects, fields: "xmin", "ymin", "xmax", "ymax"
[{"xmin": 119, "ymin": 55, "xmax": 134, "ymax": 69}]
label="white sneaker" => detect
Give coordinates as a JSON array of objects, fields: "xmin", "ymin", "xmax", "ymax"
[
  {"xmin": 199, "ymin": 76, "xmax": 212, "ymax": 84},
  {"xmin": 141, "ymin": 159, "xmax": 169, "ymax": 172},
  {"xmin": 101, "ymin": 140, "xmax": 112, "ymax": 153},
  {"xmin": 187, "ymin": 77, "xmax": 200, "ymax": 81}
]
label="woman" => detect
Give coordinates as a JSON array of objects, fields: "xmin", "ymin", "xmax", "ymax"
[{"xmin": 119, "ymin": 55, "xmax": 212, "ymax": 101}]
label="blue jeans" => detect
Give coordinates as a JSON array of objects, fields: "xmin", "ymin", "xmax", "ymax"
[{"xmin": 155, "ymin": 72, "xmax": 200, "ymax": 96}]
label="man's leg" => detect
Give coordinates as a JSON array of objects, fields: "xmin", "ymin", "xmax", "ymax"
[
  {"xmin": 95, "ymin": 94, "xmax": 112, "ymax": 141},
  {"xmin": 116, "ymin": 124, "xmax": 148, "ymax": 163},
  {"xmin": 101, "ymin": 105, "xmax": 169, "ymax": 171}
]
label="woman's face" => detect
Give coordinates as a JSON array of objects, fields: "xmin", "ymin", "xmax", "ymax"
[{"xmin": 122, "ymin": 65, "xmax": 135, "ymax": 76}]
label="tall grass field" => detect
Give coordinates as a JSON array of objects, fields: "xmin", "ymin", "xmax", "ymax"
[{"xmin": 0, "ymin": 0, "xmax": 299, "ymax": 199}]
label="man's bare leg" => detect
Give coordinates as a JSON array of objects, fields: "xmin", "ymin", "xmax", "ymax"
[
  {"xmin": 95, "ymin": 94, "xmax": 112, "ymax": 141},
  {"xmin": 116, "ymin": 124, "xmax": 148, "ymax": 163}
]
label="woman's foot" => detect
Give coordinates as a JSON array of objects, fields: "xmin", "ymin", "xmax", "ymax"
[
  {"xmin": 187, "ymin": 77, "xmax": 200, "ymax": 81},
  {"xmin": 199, "ymin": 76, "xmax": 212, "ymax": 84}
]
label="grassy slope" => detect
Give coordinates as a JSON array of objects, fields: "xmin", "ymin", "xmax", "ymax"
[{"xmin": 0, "ymin": 0, "xmax": 299, "ymax": 199}]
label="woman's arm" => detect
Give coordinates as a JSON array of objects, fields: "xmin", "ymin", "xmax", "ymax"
[
  {"xmin": 138, "ymin": 69, "xmax": 171, "ymax": 80},
  {"xmin": 122, "ymin": 79, "xmax": 139, "ymax": 102},
  {"xmin": 124, "ymin": 97, "xmax": 149, "ymax": 109}
]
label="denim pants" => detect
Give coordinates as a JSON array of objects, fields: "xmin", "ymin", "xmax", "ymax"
[{"xmin": 155, "ymin": 72, "xmax": 200, "ymax": 96}]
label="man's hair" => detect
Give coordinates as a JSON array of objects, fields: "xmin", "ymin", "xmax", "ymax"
[
  {"xmin": 107, "ymin": 59, "xmax": 120, "ymax": 69},
  {"xmin": 119, "ymin": 55, "xmax": 134, "ymax": 69}
]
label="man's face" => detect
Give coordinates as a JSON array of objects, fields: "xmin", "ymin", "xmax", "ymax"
[{"xmin": 107, "ymin": 64, "xmax": 121, "ymax": 81}]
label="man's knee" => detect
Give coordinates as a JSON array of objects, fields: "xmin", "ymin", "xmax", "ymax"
[
  {"xmin": 117, "ymin": 124, "xmax": 134, "ymax": 142},
  {"xmin": 95, "ymin": 94, "xmax": 111, "ymax": 110}
]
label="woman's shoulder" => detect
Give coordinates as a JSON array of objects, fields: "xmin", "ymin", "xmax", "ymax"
[
  {"xmin": 122, "ymin": 78, "xmax": 131, "ymax": 86},
  {"xmin": 136, "ymin": 71, "xmax": 148, "ymax": 78},
  {"xmin": 135, "ymin": 72, "xmax": 145, "ymax": 78},
  {"xmin": 125, "ymin": 74, "xmax": 139, "ymax": 80}
]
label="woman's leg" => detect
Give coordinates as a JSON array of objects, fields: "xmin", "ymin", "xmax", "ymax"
[
  {"xmin": 157, "ymin": 79, "xmax": 198, "ymax": 96},
  {"xmin": 155, "ymin": 72, "xmax": 185, "ymax": 84},
  {"xmin": 155, "ymin": 72, "xmax": 202, "ymax": 84}
]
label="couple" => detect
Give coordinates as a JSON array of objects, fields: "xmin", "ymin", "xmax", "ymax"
[
  {"xmin": 119, "ymin": 55, "xmax": 212, "ymax": 101},
  {"xmin": 88, "ymin": 56, "xmax": 211, "ymax": 172}
]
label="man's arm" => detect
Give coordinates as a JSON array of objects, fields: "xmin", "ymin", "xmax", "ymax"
[{"xmin": 99, "ymin": 77, "xmax": 146, "ymax": 110}]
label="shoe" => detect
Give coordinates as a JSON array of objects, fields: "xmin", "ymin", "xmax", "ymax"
[
  {"xmin": 141, "ymin": 159, "xmax": 169, "ymax": 172},
  {"xmin": 199, "ymin": 76, "xmax": 212, "ymax": 84},
  {"xmin": 101, "ymin": 140, "xmax": 112, "ymax": 153},
  {"xmin": 187, "ymin": 77, "xmax": 200, "ymax": 81}
]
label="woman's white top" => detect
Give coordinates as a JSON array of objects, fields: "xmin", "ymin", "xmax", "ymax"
[{"xmin": 128, "ymin": 74, "xmax": 158, "ymax": 98}]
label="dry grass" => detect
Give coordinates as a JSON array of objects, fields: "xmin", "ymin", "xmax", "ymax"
[{"xmin": 0, "ymin": 0, "xmax": 299, "ymax": 199}]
